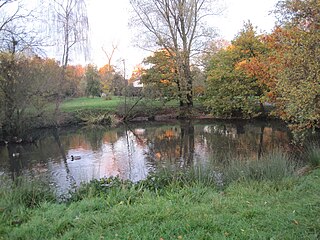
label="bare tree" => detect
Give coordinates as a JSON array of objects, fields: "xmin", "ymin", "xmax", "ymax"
[
  {"xmin": 102, "ymin": 42, "xmax": 118, "ymax": 72},
  {"xmin": 0, "ymin": 0, "xmax": 51, "ymax": 138},
  {"xmin": 46, "ymin": 0, "xmax": 89, "ymax": 68},
  {"xmin": 0, "ymin": 0, "xmax": 42, "ymax": 53},
  {"xmin": 40, "ymin": 0, "xmax": 89, "ymax": 121},
  {"xmin": 130, "ymin": 0, "xmax": 222, "ymax": 115}
]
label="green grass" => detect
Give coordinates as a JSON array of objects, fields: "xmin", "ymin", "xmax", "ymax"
[
  {"xmin": 1, "ymin": 167, "xmax": 320, "ymax": 239},
  {"xmin": 1, "ymin": 150, "xmax": 319, "ymax": 239},
  {"xmin": 60, "ymin": 96, "xmax": 201, "ymax": 115},
  {"xmin": 61, "ymin": 96, "xmax": 125, "ymax": 112}
]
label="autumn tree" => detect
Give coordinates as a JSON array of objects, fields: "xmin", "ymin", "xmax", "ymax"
[
  {"xmin": 268, "ymin": 0, "xmax": 320, "ymax": 130},
  {"xmin": 130, "ymin": 0, "xmax": 221, "ymax": 116},
  {"xmin": 0, "ymin": 0, "xmax": 55, "ymax": 138},
  {"xmin": 99, "ymin": 64, "xmax": 115, "ymax": 94},
  {"xmin": 64, "ymin": 64, "xmax": 85, "ymax": 97},
  {"xmin": 142, "ymin": 49, "xmax": 178, "ymax": 100},
  {"xmin": 204, "ymin": 22, "xmax": 268, "ymax": 117},
  {"xmin": 40, "ymin": 0, "xmax": 89, "ymax": 119}
]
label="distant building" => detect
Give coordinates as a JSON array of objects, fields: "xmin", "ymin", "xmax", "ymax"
[{"xmin": 132, "ymin": 79, "xmax": 143, "ymax": 88}]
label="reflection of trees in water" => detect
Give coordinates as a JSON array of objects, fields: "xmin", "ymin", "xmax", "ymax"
[
  {"xmin": 0, "ymin": 121, "xmax": 303, "ymax": 184},
  {"xmin": 142, "ymin": 121, "xmax": 195, "ymax": 168},
  {"xmin": 180, "ymin": 121, "xmax": 195, "ymax": 167},
  {"xmin": 81, "ymin": 125, "xmax": 106, "ymax": 151},
  {"xmin": 198, "ymin": 121, "xmax": 292, "ymax": 162}
]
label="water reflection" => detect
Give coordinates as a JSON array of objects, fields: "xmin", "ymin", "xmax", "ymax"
[{"xmin": 0, "ymin": 120, "xmax": 317, "ymax": 194}]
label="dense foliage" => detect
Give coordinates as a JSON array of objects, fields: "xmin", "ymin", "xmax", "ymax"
[
  {"xmin": 204, "ymin": 23, "xmax": 267, "ymax": 118},
  {"xmin": 270, "ymin": 0, "xmax": 320, "ymax": 130},
  {"xmin": 84, "ymin": 64, "xmax": 102, "ymax": 98},
  {"xmin": 203, "ymin": 0, "xmax": 319, "ymax": 129}
]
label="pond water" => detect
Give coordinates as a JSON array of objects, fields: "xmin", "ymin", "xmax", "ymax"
[{"xmin": 0, "ymin": 120, "xmax": 318, "ymax": 194}]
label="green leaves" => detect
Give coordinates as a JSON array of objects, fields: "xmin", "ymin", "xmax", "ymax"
[{"xmin": 204, "ymin": 23, "xmax": 266, "ymax": 118}]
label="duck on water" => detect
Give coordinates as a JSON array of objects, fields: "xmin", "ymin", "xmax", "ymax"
[{"xmin": 71, "ymin": 155, "xmax": 81, "ymax": 161}]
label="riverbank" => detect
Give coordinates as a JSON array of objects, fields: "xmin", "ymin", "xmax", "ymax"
[
  {"xmin": 0, "ymin": 96, "xmax": 280, "ymax": 143},
  {"xmin": 1, "ymin": 164, "xmax": 319, "ymax": 239}
]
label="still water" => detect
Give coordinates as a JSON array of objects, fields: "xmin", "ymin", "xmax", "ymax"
[{"xmin": 0, "ymin": 120, "xmax": 317, "ymax": 194}]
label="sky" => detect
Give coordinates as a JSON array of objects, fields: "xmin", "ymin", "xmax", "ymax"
[{"xmin": 84, "ymin": 0, "xmax": 279, "ymax": 76}]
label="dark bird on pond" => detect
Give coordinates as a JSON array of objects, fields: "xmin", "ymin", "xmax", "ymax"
[{"xmin": 71, "ymin": 155, "xmax": 81, "ymax": 161}]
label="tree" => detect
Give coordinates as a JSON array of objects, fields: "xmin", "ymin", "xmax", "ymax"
[
  {"xmin": 85, "ymin": 64, "xmax": 101, "ymax": 98},
  {"xmin": 0, "ymin": 0, "xmax": 57, "ymax": 138},
  {"xmin": 269, "ymin": 0, "xmax": 320, "ymax": 130},
  {"xmin": 0, "ymin": 0, "xmax": 36, "ymax": 52},
  {"xmin": 112, "ymin": 72, "xmax": 126, "ymax": 96},
  {"xmin": 0, "ymin": 54, "xmax": 61, "ymax": 138},
  {"xmin": 41, "ymin": 0, "xmax": 89, "ymax": 119},
  {"xmin": 204, "ymin": 22, "xmax": 267, "ymax": 117},
  {"xmin": 142, "ymin": 49, "xmax": 178, "ymax": 100},
  {"xmin": 99, "ymin": 64, "xmax": 115, "ymax": 94},
  {"xmin": 64, "ymin": 64, "xmax": 85, "ymax": 97},
  {"xmin": 130, "ymin": 0, "xmax": 221, "ymax": 116},
  {"xmin": 44, "ymin": 0, "xmax": 89, "ymax": 68}
]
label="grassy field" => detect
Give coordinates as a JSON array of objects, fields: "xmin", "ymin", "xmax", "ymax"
[
  {"xmin": 60, "ymin": 97, "xmax": 180, "ymax": 113},
  {"xmin": 0, "ymin": 169, "xmax": 319, "ymax": 239},
  {"xmin": 61, "ymin": 96, "xmax": 124, "ymax": 112},
  {"xmin": 1, "ymin": 147, "xmax": 320, "ymax": 240}
]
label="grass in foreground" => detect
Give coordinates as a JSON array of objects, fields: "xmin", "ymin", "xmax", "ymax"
[
  {"xmin": 1, "ymin": 149, "xmax": 319, "ymax": 240},
  {"xmin": 1, "ymin": 170, "xmax": 319, "ymax": 239}
]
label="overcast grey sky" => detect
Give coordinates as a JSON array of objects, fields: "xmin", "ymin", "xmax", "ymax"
[{"xmin": 84, "ymin": 0, "xmax": 278, "ymax": 75}]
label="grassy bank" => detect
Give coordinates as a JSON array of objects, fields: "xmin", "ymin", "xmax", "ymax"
[
  {"xmin": 1, "ymin": 148, "xmax": 320, "ymax": 240},
  {"xmin": 1, "ymin": 170, "xmax": 319, "ymax": 239},
  {"xmin": 61, "ymin": 97, "xmax": 180, "ymax": 114},
  {"xmin": 60, "ymin": 96, "xmax": 207, "ymax": 123}
]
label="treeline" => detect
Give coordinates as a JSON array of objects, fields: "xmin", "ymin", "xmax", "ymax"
[
  {"xmin": 141, "ymin": 0, "xmax": 319, "ymax": 130},
  {"xmin": 0, "ymin": 0, "xmax": 319, "ymax": 140},
  {"xmin": 204, "ymin": 0, "xmax": 319, "ymax": 130},
  {"xmin": 0, "ymin": 55, "xmax": 126, "ymax": 139}
]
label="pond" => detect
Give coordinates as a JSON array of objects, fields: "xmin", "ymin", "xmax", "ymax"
[{"xmin": 0, "ymin": 120, "xmax": 318, "ymax": 195}]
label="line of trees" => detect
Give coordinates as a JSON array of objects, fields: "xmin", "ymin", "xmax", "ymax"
[
  {"xmin": 136, "ymin": 0, "xmax": 319, "ymax": 130},
  {"xmin": 203, "ymin": 0, "xmax": 319, "ymax": 130},
  {"xmin": 0, "ymin": 0, "xmax": 318, "ymax": 140},
  {"xmin": 0, "ymin": 0, "xmax": 91, "ymax": 139}
]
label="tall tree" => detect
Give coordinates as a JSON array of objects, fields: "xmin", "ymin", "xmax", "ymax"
[
  {"xmin": 142, "ymin": 49, "xmax": 178, "ymax": 101},
  {"xmin": 42, "ymin": 0, "xmax": 89, "ymax": 120},
  {"xmin": 45, "ymin": 0, "xmax": 89, "ymax": 68},
  {"xmin": 130, "ymin": 0, "xmax": 221, "ymax": 116},
  {"xmin": 99, "ymin": 63, "xmax": 115, "ymax": 94},
  {"xmin": 0, "ymin": 0, "xmax": 51, "ymax": 138},
  {"xmin": 270, "ymin": 0, "xmax": 320, "ymax": 130}
]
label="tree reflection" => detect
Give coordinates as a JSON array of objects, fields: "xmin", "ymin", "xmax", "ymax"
[
  {"xmin": 81, "ymin": 125, "xmax": 106, "ymax": 151},
  {"xmin": 180, "ymin": 121, "xmax": 195, "ymax": 167},
  {"xmin": 141, "ymin": 121, "xmax": 195, "ymax": 169}
]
